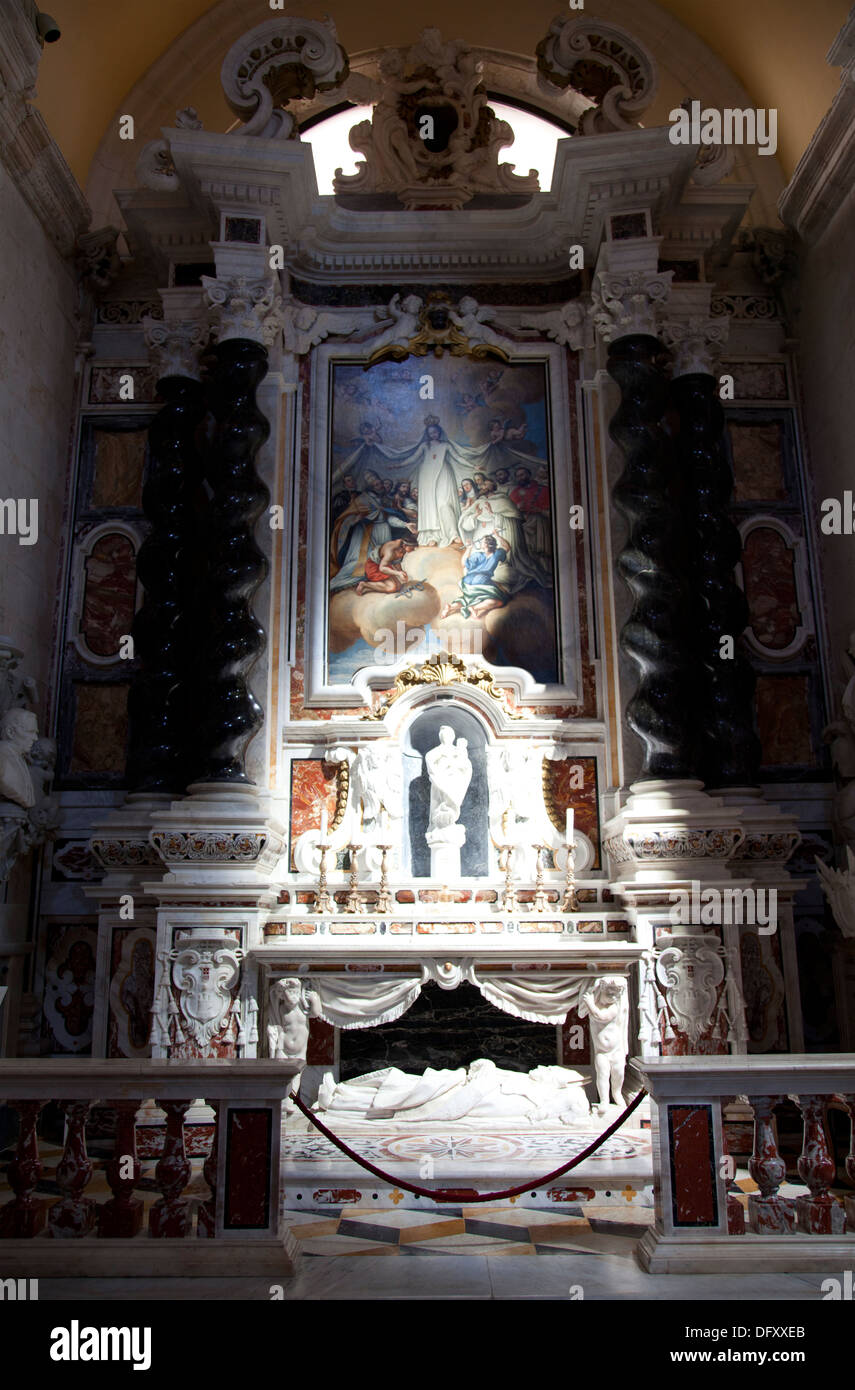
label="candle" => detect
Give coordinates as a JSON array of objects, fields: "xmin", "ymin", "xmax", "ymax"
[
  {"xmin": 501, "ymin": 808, "xmax": 509, "ymax": 838},
  {"xmin": 320, "ymin": 805, "xmax": 328, "ymax": 840},
  {"xmin": 565, "ymin": 807, "xmax": 574, "ymax": 843}
]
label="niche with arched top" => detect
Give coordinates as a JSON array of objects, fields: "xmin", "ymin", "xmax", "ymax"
[{"xmin": 402, "ymin": 703, "xmax": 489, "ymax": 877}]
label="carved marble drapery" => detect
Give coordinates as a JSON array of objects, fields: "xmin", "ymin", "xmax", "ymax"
[{"xmin": 302, "ymin": 966, "xmax": 587, "ymax": 1032}]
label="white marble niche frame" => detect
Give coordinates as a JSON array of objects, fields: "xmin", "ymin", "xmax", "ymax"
[{"xmin": 303, "ymin": 340, "xmax": 585, "ymax": 709}]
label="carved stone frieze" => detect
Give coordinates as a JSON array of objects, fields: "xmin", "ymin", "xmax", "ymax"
[
  {"xmin": 90, "ymin": 837, "xmax": 163, "ymax": 870},
  {"xmin": 710, "ymin": 293, "xmax": 777, "ymax": 321},
  {"xmin": 604, "ymin": 827, "xmax": 744, "ymax": 865},
  {"xmin": 150, "ymin": 830, "xmax": 275, "ymax": 865},
  {"xmin": 334, "ymin": 28, "xmax": 539, "ymax": 208}
]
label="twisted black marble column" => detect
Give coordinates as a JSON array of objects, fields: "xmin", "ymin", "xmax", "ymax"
[
  {"xmin": 608, "ymin": 335, "xmax": 702, "ymax": 780},
  {"xmin": 192, "ymin": 338, "xmax": 270, "ymax": 784},
  {"xmin": 126, "ymin": 375, "xmax": 206, "ymax": 793},
  {"xmin": 671, "ymin": 372, "xmax": 761, "ymax": 787}
]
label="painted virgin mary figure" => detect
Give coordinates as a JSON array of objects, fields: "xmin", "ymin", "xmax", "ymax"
[{"xmin": 336, "ymin": 415, "xmax": 551, "ymax": 552}]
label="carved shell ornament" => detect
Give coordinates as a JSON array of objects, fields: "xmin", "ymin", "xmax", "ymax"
[{"xmin": 365, "ymin": 651, "xmax": 524, "ymax": 721}]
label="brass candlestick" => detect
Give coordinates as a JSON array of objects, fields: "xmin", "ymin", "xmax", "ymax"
[
  {"xmin": 314, "ymin": 841, "xmax": 334, "ymax": 915},
  {"xmin": 531, "ymin": 844, "xmax": 549, "ymax": 914},
  {"xmin": 498, "ymin": 841, "xmax": 517, "ymax": 913},
  {"xmin": 345, "ymin": 843, "xmax": 364, "ymax": 914},
  {"xmin": 375, "ymin": 843, "xmax": 393, "ymax": 915},
  {"xmin": 562, "ymin": 839, "xmax": 578, "ymax": 914}
]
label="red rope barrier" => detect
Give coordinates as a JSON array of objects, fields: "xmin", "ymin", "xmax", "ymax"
[{"xmin": 289, "ymin": 1087, "xmax": 647, "ymax": 1203}]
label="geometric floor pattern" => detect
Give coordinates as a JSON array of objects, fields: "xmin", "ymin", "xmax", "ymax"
[{"xmin": 285, "ymin": 1202, "xmax": 654, "ymax": 1257}]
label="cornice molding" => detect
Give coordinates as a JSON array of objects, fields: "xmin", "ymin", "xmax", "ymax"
[
  {"xmin": 778, "ymin": 11, "xmax": 855, "ymax": 243},
  {"xmin": 0, "ymin": 1, "xmax": 90, "ymax": 256}
]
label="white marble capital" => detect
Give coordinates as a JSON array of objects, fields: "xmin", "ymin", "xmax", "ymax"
[
  {"xmin": 592, "ymin": 268, "xmax": 673, "ymax": 342},
  {"xmin": 143, "ymin": 315, "xmax": 208, "ymax": 380},
  {"xmin": 201, "ymin": 272, "xmax": 284, "ymax": 348},
  {"xmin": 661, "ymin": 315, "xmax": 730, "ymax": 377}
]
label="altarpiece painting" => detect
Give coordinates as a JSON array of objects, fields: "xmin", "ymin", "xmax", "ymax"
[{"xmin": 306, "ymin": 345, "xmax": 582, "ymax": 705}]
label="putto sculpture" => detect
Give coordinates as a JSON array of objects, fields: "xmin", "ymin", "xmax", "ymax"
[{"xmin": 579, "ymin": 976, "xmax": 629, "ymax": 1112}]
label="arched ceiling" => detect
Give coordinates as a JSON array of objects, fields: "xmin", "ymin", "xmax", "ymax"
[{"xmin": 35, "ymin": 0, "xmax": 850, "ymax": 192}]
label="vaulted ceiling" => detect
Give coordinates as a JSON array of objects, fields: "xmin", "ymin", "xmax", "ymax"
[{"xmin": 34, "ymin": 0, "xmax": 850, "ymax": 191}]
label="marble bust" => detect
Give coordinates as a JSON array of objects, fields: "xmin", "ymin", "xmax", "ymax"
[
  {"xmin": 424, "ymin": 725, "xmax": 472, "ymax": 878},
  {"xmin": 0, "ymin": 707, "xmax": 38, "ymax": 809}
]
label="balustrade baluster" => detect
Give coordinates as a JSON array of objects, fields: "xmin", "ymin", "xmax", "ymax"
[
  {"xmin": 0, "ymin": 1099, "xmax": 46, "ymax": 1237},
  {"xmin": 793, "ymin": 1093, "xmax": 840, "ymax": 1235},
  {"xmin": 747, "ymin": 1095, "xmax": 794, "ymax": 1234},
  {"xmin": 721, "ymin": 1099, "xmax": 745, "ymax": 1235},
  {"xmin": 48, "ymin": 1101, "xmax": 97, "ymax": 1238},
  {"xmin": 149, "ymin": 1099, "xmax": 192, "ymax": 1238},
  {"xmin": 197, "ymin": 1101, "xmax": 219, "ymax": 1238},
  {"xmin": 838, "ymin": 1094, "xmax": 855, "ymax": 1233},
  {"xmin": 98, "ymin": 1100, "xmax": 143, "ymax": 1238}
]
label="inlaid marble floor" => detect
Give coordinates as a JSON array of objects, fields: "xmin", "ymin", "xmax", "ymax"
[{"xmin": 285, "ymin": 1201, "xmax": 653, "ymax": 1256}]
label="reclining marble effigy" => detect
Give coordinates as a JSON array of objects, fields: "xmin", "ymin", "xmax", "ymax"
[{"xmin": 314, "ymin": 1058, "xmax": 592, "ymax": 1125}]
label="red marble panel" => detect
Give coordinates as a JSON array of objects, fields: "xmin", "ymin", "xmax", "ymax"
[
  {"xmin": 224, "ymin": 1108, "xmax": 272, "ymax": 1229},
  {"xmin": 740, "ymin": 927, "xmax": 788, "ymax": 1053},
  {"xmin": 755, "ymin": 674, "xmax": 813, "ymax": 765},
  {"xmin": 41, "ymin": 923, "xmax": 96, "ymax": 1054},
  {"xmin": 107, "ymin": 926, "xmax": 156, "ymax": 1058},
  {"xmin": 543, "ymin": 755, "xmax": 600, "ymax": 867},
  {"xmin": 289, "ymin": 758, "xmax": 339, "ymax": 869},
  {"xmin": 742, "ymin": 526, "xmax": 799, "ymax": 650},
  {"xmin": 667, "ymin": 1104, "xmax": 718, "ymax": 1226},
  {"xmin": 80, "ymin": 533, "xmax": 136, "ymax": 658}
]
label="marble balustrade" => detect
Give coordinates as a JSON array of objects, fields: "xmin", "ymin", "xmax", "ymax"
[
  {"xmin": 631, "ymin": 1054, "xmax": 855, "ymax": 1274},
  {"xmin": 0, "ymin": 1059, "xmax": 300, "ymax": 1277}
]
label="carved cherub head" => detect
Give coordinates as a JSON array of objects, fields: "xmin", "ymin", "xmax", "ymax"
[{"xmin": 273, "ymin": 976, "xmax": 303, "ymax": 1010}]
